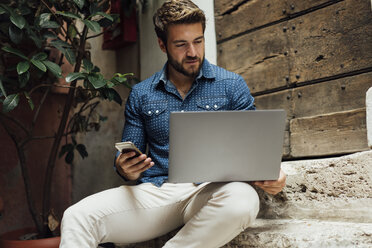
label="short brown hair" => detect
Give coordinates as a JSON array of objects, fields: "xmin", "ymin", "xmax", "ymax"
[{"xmin": 153, "ymin": 0, "xmax": 206, "ymax": 43}]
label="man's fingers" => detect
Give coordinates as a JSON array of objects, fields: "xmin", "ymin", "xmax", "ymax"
[
  {"xmin": 132, "ymin": 161, "xmax": 155, "ymax": 174},
  {"xmin": 124, "ymin": 158, "xmax": 153, "ymax": 174},
  {"xmin": 119, "ymin": 152, "xmax": 140, "ymax": 163},
  {"xmin": 119, "ymin": 153, "xmax": 146, "ymax": 168}
]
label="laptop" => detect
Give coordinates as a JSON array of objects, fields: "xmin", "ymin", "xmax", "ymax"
[{"xmin": 168, "ymin": 110, "xmax": 286, "ymax": 183}]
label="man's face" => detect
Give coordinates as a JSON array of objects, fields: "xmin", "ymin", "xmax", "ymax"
[{"xmin": 159, "ymin": 23, "xmax": 205, "ymax": 79}]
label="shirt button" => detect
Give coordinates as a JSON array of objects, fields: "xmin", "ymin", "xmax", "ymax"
[
  {"xmin": 148, "ymin": 111, "xmax": 152, "ymax": 115},
  {"xmin": 181, "ymin": 110, "xmax": 185, "ymax": 112},
  {"xmin": 155, "ymin": 110, "xmax": 159, "ymax": 114},
  {"xmin": 214, "ymin": 104, "xmax": 218, "ymax": 109},
  {"xmin": 206, "ymin": 105, "xmax": 210, "ymax": 109}
]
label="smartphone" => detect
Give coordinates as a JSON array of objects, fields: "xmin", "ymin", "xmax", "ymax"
[{"xmin": 115, "ymin": 141, "xmax": 142, "ymax": 157}]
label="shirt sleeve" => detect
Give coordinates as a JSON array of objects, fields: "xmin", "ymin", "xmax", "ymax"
[
  {"xmin": 230, "ymin": 75, "xmax": 255, "ymax": 110},
  {"xmin": 113, "ymin": 87, "xmax": 147, "ymax": 180}
]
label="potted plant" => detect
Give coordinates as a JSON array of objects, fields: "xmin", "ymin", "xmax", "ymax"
[{"xmin": 0, "ymin": 0, "xmax": 134, "ymax": 246}]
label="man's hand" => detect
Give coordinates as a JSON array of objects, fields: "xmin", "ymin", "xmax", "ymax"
[
  {"xmin": 253, "ymin": 169, "xmax": 286, "ymax": 195},
  {"xmin": 115, "ymin": 152, "xmax": 154, "ymax": 181}
]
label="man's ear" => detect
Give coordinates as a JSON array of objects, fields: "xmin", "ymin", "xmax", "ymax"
[{"xmin": 158, "ymin": 38, "xmax": 167, "ymax": 53}]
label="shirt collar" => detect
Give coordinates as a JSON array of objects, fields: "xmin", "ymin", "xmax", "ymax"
[{"xmin": 154, "ymin": 59, "xmax": 216, "ymax": 87}]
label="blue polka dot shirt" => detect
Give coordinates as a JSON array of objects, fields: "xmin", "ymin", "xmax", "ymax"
[{"xmin": 116, "ymin": 59, "xmax": 255, "ymax": 186}]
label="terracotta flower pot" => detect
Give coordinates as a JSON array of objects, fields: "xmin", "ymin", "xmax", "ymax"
[{"xmin": 0, "ymin": 228, "xmax": 60, "ymax": 248}]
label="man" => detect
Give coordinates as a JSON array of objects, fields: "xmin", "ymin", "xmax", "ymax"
[{"xmin": 60, "ymin": 0, "xmax": 286, "ymax": 247}]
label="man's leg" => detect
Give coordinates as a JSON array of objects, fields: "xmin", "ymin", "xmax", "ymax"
[
  {"xmin": 164, "ymin": 182, "xmax": 260, "ymax": 248},
  {"xmin": 59, "ymin": 183, "xmax": 208, "ymax": 248}
]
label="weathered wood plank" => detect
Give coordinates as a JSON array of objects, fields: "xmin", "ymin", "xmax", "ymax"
[
  {"xmin": 255, "ymin": 89, "xmax": 294, "ymax": 123},
  {"xmin": 254, "ymin": 72, "xmax": 372, "ymax": 119},
  {"xmin": 218, "ymin": 0, "xmax": 372, "ymax": 95},
  {"xmin": 255, "ymin": 91, "xmax": 293, "ymax": 157},
  {"xmin": 214, "ymin": 0, "xmax": 247, "ymax": 16},
  {"xmin": 218, "ymin": 22, "xmax": 290, "ymax": 94},
  {"xmin": 293, "ymin": 72, "xmax": 372, "ymax": 118},
  {"xmin": 215, "ymin": 0, "xmax": 340, "ymax": 42},
  {"xmin": 290, "ymin": 108, "xmax": 368, "ymax": 157},
  {"xmin": 288, "ymin": 0, "xmax": 372, "ymax": 84}
]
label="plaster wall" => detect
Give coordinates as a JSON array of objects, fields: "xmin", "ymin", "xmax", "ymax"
[{"xmin": 72, "ymin": 34, "xmax": 138, "ymax": 203}]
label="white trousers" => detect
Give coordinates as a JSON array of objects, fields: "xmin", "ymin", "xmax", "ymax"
[{"xmin": 60, "ymin": 182, "xmax": 259, "ymax": 248}]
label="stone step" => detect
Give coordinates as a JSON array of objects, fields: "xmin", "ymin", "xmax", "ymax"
[
  {"xmin": 258, "ymin": 150, "xmax": 372, "ymax": 222},
  {"xmin": 223, "ymin": 219, "xmax": 372, "ymax": 248},
  {"xmin": 115, "ymin": 219, "xmax": 372, "ymax": 248}
]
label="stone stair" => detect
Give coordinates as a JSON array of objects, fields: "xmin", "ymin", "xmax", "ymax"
[{"xmin": 114, "ymin": 150, "xmax": 372, "ymax": 248}]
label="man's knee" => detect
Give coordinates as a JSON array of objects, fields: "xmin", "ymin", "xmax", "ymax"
[
  {"xmin": 214, "ymin": 182, "xmax": 260, "ymax": 227},
  {"xmin": 61, "ymin": 204, "xmax": 84, "ymax": 227}
]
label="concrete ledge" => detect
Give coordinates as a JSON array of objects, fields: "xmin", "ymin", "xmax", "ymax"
[
  {"xmin": 116, "ymin": 219, "xmax": 372, "ymax": 248},
  {"xmin": 223, "ymin": 219, "xmax": 372, "ymax": 248},
  {"xmin": 258, "ymin": 151, "xmax": 372, "ymax": 222}
]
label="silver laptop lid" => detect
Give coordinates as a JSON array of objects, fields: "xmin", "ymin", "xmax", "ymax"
[{"xmin": 168, "ymin": 110, "xmax": 286, "ymax": 183}]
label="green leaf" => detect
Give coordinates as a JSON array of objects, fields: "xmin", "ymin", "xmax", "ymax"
[
  {"xmin": 2, "ymin": 46, "xmax": 28, "ymax": 60},
  {"xmin": 76, "ymin": 144, "xmax": 88, "ymax": 159},
  {"xmin": 106, "ymin": 88, "xmax": 122, "ymax": 105},
  {"xmin": 38, "ymin": 13, "xmax": 60, "ymax": 29},
  {"xmin": 18, "ymin": 5, "xmax": 32, "ymax": 16},
  {"xmin": 113, "ymin": 76, "xmax": 127, "ymax": 83},
  {"xmin": 50, "ymin": 39, "xmax": 76, "ymax": 65},
  {"xmin": 43, "ymin": 31, "xmax": 58, "ymax": 39},
  {"xmin": 83, "ymin": 59, "xmax": 93, "ymax": 72},
  {"xmin": 92, "ymin": 66, "xmax": 100, "ymax": 73},
  {"xmin": 67, "ymin": 24, "xmax": 77, "ymax": 40},
  {"xmin": 28, "ymin": 30, "xmax": 42, "ymax": 48},
  {"xmin": 73, "ymin": 0, "xmax": 85, "ymax": 9},
  {"xmin": 0, "ymin": 4, "xmax": 11, "ymax": 13},
  {"xmin": 66, "ymin": 72, "xmax": 85, "ymax": 83},
  {"xmin": 88, "ymin": 74, "xmax": 106, "ymax": 89},
  {"xmin": 19, "ymin": 71, "xmax": 30, "ymax": 88},
  {"xmin": 114, "ymin": 72, "xmax": 134, "ymax": 78},
  {"xmin": 17, "ymin": 61, "xmax": 30, "ymax": 75},
  {"xmin": 82, "ymin": 20, "xmax": 101, "ymax": 33},
  {"xmin": 3, "ymin": 94, "xmax": 19, "ymax": 112},
  {"xmin": 32, "ymin": 53, "xmax": 48, "ymax": 61},
  {"xmin": 0, "ymin": 78, "xmax": 7, "ymax": 97},
  {"xmin": 31, "ymin": 59, "xmax": 47, "ymax": 72},
  {"xmin": 43, "ymin": 60, "xmax": 62, "ymax": 78},
  {"xmin": 9, "ymin": 24, "xmax": 23, "ymax": 44},
  {"xmin": 107, "ymin": 81, "xmax": 115, "ymax": 88},
  {"xmin": 93, "ymin": 12, "xmax": 114, "ymax": 22},
  {"xmin": 59, "ymin": 144, "xmax": 74, "ymax": 158},
  {"xmin": 50, "ymin": 39, "xmax": 72, "ymax": 48},
  {"xmin": 24, "ymin": 92, "xmax": 34, "ymax": 110},
  {"xmin": 89, "ymin": 2, "xmax": 100, "ymax": 16},
  {"xmin": 65, "ymin": 151, "xmax": 74, "ymax": 164},
  {"xmin": 0, "ymin": 6, "xmax": 6, "ymax": 15},
  {"xmin": 63, "ymin": 48, "xmax": 76, "ymax": 65},
  {"xmin": 10, "ymin": 13, "xmax": 26, "ymax": 29},
  {"xmin": 56, "ymin": 11, "xmax": 81, "ymax": 19}
]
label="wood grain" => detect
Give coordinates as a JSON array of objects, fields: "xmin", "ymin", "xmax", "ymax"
[
  {"xmin": 290, "ymin": 108, "xmax": 368, "ymax": 157},
  {"xmin": 215, "ymin": 0, "xmax": 341, "ymax": 42}
]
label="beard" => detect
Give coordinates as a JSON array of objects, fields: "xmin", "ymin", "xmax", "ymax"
[{"xmin": 167, "ymin": 52, "xmax": 204, "ymax": 79}]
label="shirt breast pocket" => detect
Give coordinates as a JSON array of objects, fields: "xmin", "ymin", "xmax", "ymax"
[
  {"xmin": 197, "ymin": 97, "xmax": 228, "ymax": 111},
  {"xmin": 142, "ymin": 101, "xmax": 168, "ymax": 140}
]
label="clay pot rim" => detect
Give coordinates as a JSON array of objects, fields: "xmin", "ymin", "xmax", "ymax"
[{"xmin": 0, "ymin": 227, "xmax": 60, "ymax": 243}]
